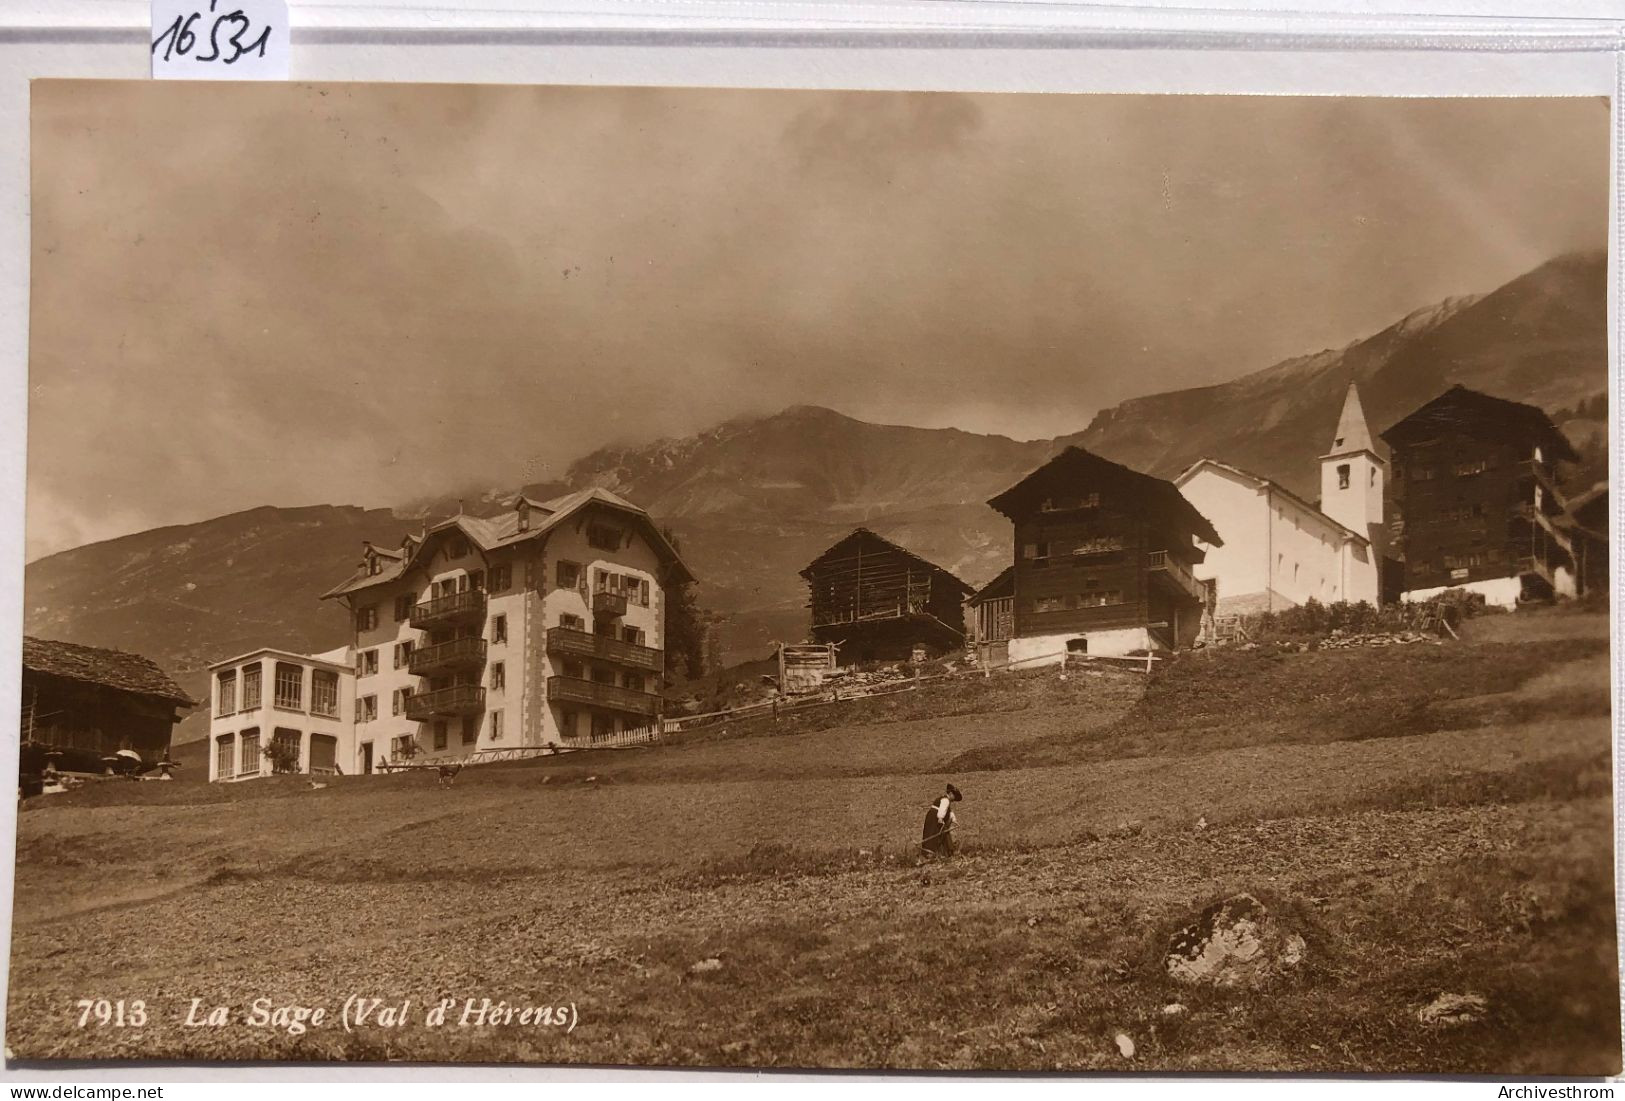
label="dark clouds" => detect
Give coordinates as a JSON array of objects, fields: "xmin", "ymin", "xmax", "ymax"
[{"xmin": 26, "ymin": 83, "xmax": 1607, "ymax": 560}]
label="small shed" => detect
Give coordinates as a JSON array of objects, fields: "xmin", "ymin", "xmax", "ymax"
[
  {"xmin": 800, "ymin": 528, "xmax": 974, "ymax": 666},
  {"xmin": 20, "ymin": 636, "xmax": 194, "ymax": 776}
]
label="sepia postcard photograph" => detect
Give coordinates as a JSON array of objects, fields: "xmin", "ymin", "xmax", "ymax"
[{"xmin": 6, "ymin": 79, "xmax": 1617, "ymax": 1074}]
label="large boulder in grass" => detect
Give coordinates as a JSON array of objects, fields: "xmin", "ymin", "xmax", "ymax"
[{"xmin": 1165, "ymin": 893, "xmax": 1306, "ymax": 988}]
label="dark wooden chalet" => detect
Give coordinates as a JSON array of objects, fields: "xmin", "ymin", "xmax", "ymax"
[
  {"xmin": 966, "ymin": 566, "xmax": 1015, "ymax": 667},
  {"xmin": 800, "ymin": 528, "xmax": 974, "ymax": 665},
  {"xmin": 1380, "ymin": 386, "xmax": 1579, "ymax": 599},
  {"xmin": 20, "ymin": 636, "xmax": 194, "ymax": 777},
  {"xmin": 987, "ymin": 447, "xmax": 1221, "ymax": 652}
]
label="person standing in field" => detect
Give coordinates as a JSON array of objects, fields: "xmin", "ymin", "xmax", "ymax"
[{"xmin": 921, "ymin": 783, "xmax": 962, "ymax": 858}]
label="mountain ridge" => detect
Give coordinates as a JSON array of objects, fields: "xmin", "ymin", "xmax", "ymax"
[{"xmin": 24, "ymin": 251, "xmax": 1608, "ymax": 743}]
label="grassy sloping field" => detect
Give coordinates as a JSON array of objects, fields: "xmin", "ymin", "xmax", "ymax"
[{"xmin": 6, "ymin": 610, "xmax": 1618, "ymax": 1073}]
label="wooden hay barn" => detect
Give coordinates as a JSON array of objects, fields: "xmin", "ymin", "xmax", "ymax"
[
  {"xmin": 20, "ymin": 636, "xmax": 194, "ymax": 776},
  {"xmin": 800, "ymin": 528, "xmax": 974, "ymax": 665}
]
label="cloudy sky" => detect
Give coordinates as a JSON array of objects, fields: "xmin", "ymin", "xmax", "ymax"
[{"xmin": 27, "ymin": 82, "xmax": 1607, "ymax": 561}]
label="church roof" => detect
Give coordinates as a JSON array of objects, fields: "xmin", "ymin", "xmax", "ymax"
[{"xmin": 1175, "ymin": 458, "xmax": 1370, "ymax": 546}]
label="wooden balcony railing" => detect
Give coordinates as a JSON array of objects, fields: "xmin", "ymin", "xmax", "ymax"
[
  {"xmin": 408, "ymin": 637, "xmax": 488, "ymax": 676},
  {"xmin": 592, "ymin": 590, "xmax": 629, "ymax": 617},
  {"xmin": 1146, "ymin": 550, "xmax": 1207, "ymax": 603},
  {"xmin": 544, "ymin": 627, "xmax": 662, "ymax": 673},
  {"xmin": 546, "ymin": 676, "xmax": 661, "ymax": 717},
  {"xmin": 404, "ymin": 684, "xmax": 486, "ymax": 721},
  {"xmin": 409, "ymin": 590, "xmax": 487, "ymax": 629}
]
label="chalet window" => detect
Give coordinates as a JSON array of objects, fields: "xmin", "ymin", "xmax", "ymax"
[
  {"xmin": 490, "ymin": 565, "xmax": 512, "ymax": 592},
  {"xmin": 394, "ymin": 593, "xmax": 413, "ymax": 622},
  {"xmin": 1041, "ymin": 493, "xmax": 1100, "ymax": 512},
  {"xmin": 586, "ymin": 522, "xmax": 621, "ymax": 551},
  {"xmin": 393, "ymin": 640, "xmax": 413, "ymax": 669},
  {"xmin": 622, "ymin": 626, "xmax": 646, "ymax": 646},
  {"xmin": 311, "ymin": 670, "xmax": 339, "ymax": 717},
  {"xmin": 216, "ymin": 670, "xmax": 236, "ymax": 716},
  {"xmin": 461, "ymin": 716, "xmax": 478, "ymax": 745},
  {"xmin": 448, "ymin": 535, "xmax": 471, "ymax": 558},
  {"xmin": 366, "ymin": 554, "xmax": 381, "ymax": 577},
  {"xmin": 470, "ymin": 569, "xmax": 486, "ymax": 592},
  {"xmin": 1453, "ymin": 459, "xmax": 1490, "ymax": 476},
  {"xmin": 215, "ymin": 733, "xmax": 235, "ymax": 780},
  {"xmin": 1410, "ymin": 467, "xmax": 1435, "ymax": 482},
  {"xmin": 634, "ymin": 577, "xmax": 651, "ymax": 606},
  {"xmin": 356, "ymin": 649, "xmax": 379, "ymax": 677},
  {"xmin": 1023, "ymin": 542, "xmax": 1051, "ymax": 567},
  {"xmin": 517, "ymin": 502, "xmax": 530, "ymax": 533},
  {"xmin": 491, "ymin": 614, "xmax": 508, "ymax": 644},
  {"xmin": 242, "ymin": 665, "xmax": 262, "ymax": 710},
  {"xmin": 1070, "ymin": 536, "xmax": 1124, "ymax": 556},
  {"xmin": 239, "ymin": 729, "xmax": 259, "ymax": 777},
  {"xmin": 557, "ymin": 560, "xmax": 581, "ymax": 590},
  {"xmin": 357, "ymin": 695, "xmax": 378, "ymax": 722},
  {"xmin": 1033, "ymin": 596, "xmax": 1065, "ymax": 613},
  {"xmin": 559, "ymin": 613, "xmax": 585, "ymax": 631},
  {"xmin": 1079, "ymin": 590, "xmax": 1122, "ymax": 608},
  {"xmin": 491, "ymin": 710, "xmax": 504, "ymax": 741},
  {"xmin": 1337, "ymin": 464, "xmax": 1351, "ymax": 490},
  {"xmin": 491, "ymin": 662, "xmax": 505, "ymax": 690},
  {"xmin": 273, "ymin": 663, "xmax": 303, "ymax": 710},
  {"xmin": 356, "ymin": 605, "xmax": 378, "ymax": 631},
  {"xmin": 433, "ymin": 721, "xmax": 448, "ymax": 750}
]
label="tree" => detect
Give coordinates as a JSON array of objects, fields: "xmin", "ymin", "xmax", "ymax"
[{"xmin": 660, "ymin": 525, "xmax": 707, "ymax": 684}]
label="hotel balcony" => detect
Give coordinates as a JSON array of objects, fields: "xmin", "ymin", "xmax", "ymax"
[
  {"xmin": 404, "ymin": 684, "xmax": 486, "ymax": 722},
  {"xmin": 409, "ymin": 590, "xmax": 486, "ymax": 630},
  {"xmin": 592, "ymin": 590, "xmax": 629, "ymax": 618},
  {"xmin": 407, "ymin": 637, "xmax": 488, "ymax": 677},
  {"xmin": 1146, "ymin": 550, "xmax": 1208, "ymax": 603},
  {"xmin": 546, "ymin": 676, "xmax": 661, "ymax": 718},
  {"xmin": 544, "ymin": 627, "xmax": 662, "ymax": 674}
]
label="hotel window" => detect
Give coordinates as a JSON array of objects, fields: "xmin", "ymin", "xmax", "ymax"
[
  {"xmin": 216, "ymin": 669, "xmax": 236, "ymax": 716},
  {"xmin": 622, "ymin": 626, "xmax": 646, "ymax": 647},
  {"xmin": 491, "ymin": 710, "xmax": 504, "ymax": 741},
  {"xmin": 391, "ymin": 686, "xmax": 412, "ymax": 716},
  {"xmin": 448, "ymin": 535, "xmax": 471, "ymax": 558},
  {"xmin": 491, "ymin": 662, "xmax": 506, "ymax": 690},
  {"xmin": 1337, "ymin": 464, "xmax": 1351, "ymax": 490},
  {"xmin": 272, "ymin": 728, "xmax": 301, "ymax": 771},
  {"xmin": 634, "ymin": 577, "xmax": 651, "ymax": 607},
  {"xmin": 557, "ymin": 560, "xmax": 581, "ymax": 590},
  {"xmin": 311, "ymin": 670, "xmax": 339, "ymax": 717},
  {"xmin": 563, "ymin": 659, "xmax": 584, "ymax": 679},
  {"xmin": 433, "ymin": 721, "xmax": 448, "ymax": 750},
  {"xmin": 394, "ymin": 593, "xmax": 413, "ymax": 622},
  {"xmin": 215, "ymin": 733, "xmax": 235, "ymax": 780},
  {"xmin": 491, "ymin": 614, "xmax": 508, "ymax": 644},
  {"xmin": 559, "ymin": 613, "xmax": 585, "ymax": 631},
  {"xmin": 560, "ymin": 709, "xmax": 578, "ymax": 738},
  {"xmin": 357, "ymin": 694, "xmax": 378, "ymax": 722},
  {"xmin": 357, "ymin": 649, "xmax": 379, "ymax": 677},
  {"xmin": 273, "ymin": 663, "xmax": 303, "ymax": 710},
  {"xmin": 242, "ymin": 664, "xmax": 262, "ymax": 709},
  {"xmin": 586, "ymin": 522, "xmax": 621, "ymax": 551},
  {"xmin": 356, "ymin": 605, "xmax": 378, "ymax": 631},
  {"xmin": 490, "ymin": 565, "xmax": 512, "ymax": 592},
  {"xmin": 239, "ymin": 729, "xmax": 260, "ymax": 776},
  {"xmin": 624, "ymin": 671, "xmax": 645, "ymax": 693},
  {"xmin": 461, "ymin": 715, "xmax": 478, "ymax": 744},
  {"xmin": 469, "ymin": 569, "xmax": 486, "ymax": 592},
  {"xmin": 392, "ymin": 734, "xmax": 415, "ymax": 759},
  {"xmin": 393, "ymin": 640, "xmax": 413, "ymax": 669}
]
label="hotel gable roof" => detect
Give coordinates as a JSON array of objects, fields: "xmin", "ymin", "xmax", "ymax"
[
  {"xmin": 320, "ymin": 486, "xmax": 695, "ymax": 602},
  {"xmin": 988, "ymin": 446, "xmax": 1223, "ymax": 547}
]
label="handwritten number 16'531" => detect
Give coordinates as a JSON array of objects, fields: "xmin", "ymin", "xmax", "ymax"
[{"xmin": 152, "ymin": 2, "xmax": 273, "ymax": 66}]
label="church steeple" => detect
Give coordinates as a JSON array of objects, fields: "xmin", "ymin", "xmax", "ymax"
[
  {"xmin": 1319, "ymin": 382, "xmax": 1385, "ymax": 542},
  {"xmin": 1324, "ymin": 382, "xmax": 1376, "ymax": 459}
]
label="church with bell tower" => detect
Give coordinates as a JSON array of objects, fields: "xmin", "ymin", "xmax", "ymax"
[{"xmin": 1176, "ymin": 382, "xmax": 1385, "ymax": 615}]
